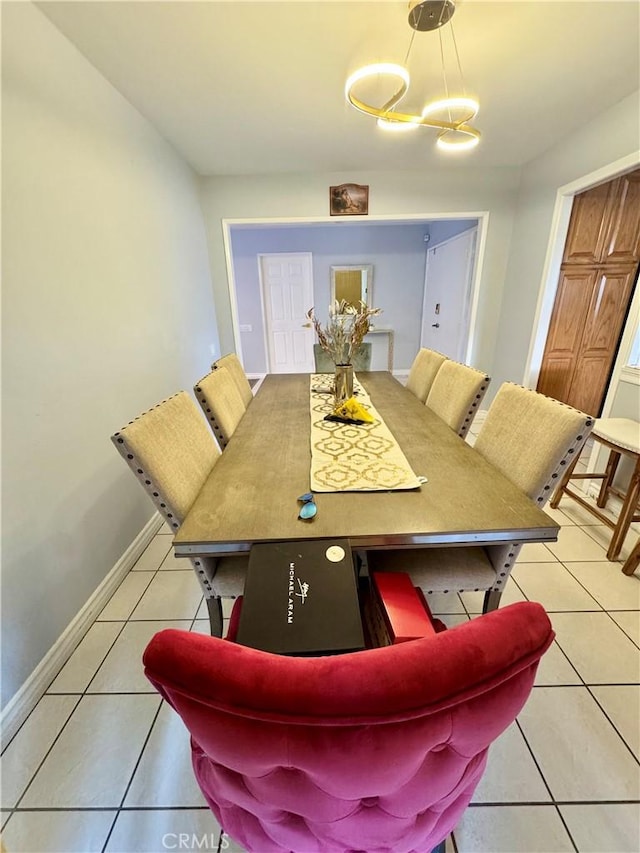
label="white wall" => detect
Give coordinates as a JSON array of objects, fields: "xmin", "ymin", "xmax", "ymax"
[
  {"xmin": 1, "ymin": 3, "xmax": 220, "ymax": 706},
  {"xmin": 199, "ymin": 168, "xmax": 522, "ymax": 375},
  {"xmin": 494, "ymin": 90, "xmax": 640, "ymax": 394}
]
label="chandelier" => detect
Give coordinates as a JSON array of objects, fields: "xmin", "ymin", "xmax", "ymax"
[{"xmin": 345, "ymin": 0, "xmax": 480, "ymax": 152}]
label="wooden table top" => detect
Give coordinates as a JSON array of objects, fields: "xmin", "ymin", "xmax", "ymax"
[{"xmin": 174, "ymin": 372, "xmax": 559, "ymax": 557}]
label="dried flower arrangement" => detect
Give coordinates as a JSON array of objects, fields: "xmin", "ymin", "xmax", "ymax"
[{"xmin": 306, "ymin": 300, "xmax": 382, "ymax": 366}]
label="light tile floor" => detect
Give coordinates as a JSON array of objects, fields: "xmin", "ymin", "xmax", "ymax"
[{"xmin": 2, "ymin": 429, "xmax": 639, "ymax": 853}]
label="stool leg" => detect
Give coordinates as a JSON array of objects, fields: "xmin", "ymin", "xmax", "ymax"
[
  {"xmin": 550, "ymin": 451, "xmax": 581, "ymax": 509},
  {"xmin": 622, "ymin": 538, "xmax": 640, "ymax": 576},
  {"xmin": 597, "ymin": 450, "xmax": 621, "ymax": 508},
  {"xmin": 607, "ymin": 459, "xmax": 640, "ymax": 561}
]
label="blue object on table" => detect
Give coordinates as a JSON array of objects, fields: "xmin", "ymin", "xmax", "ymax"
[{"xmin": 298, "ymin": 493, "xmax": 317, "ymax": 520}]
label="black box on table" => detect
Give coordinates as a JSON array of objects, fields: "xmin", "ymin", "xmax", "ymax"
[{"xmin": 236, "ymin": 539, "xmax": 365, "ymax": 656}]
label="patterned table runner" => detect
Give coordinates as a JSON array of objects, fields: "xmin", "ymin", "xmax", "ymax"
[{"xmin": 309, "ymin": 374, "xmax": 421, "ymax": 492}]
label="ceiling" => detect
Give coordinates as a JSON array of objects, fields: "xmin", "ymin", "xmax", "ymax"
[{"xmin": 37, "ymin": 1, "xmax": 640, "ymax": 176}]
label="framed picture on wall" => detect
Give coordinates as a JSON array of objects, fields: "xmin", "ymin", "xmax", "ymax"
[{"xmin": 330, "ymin": 183, "xmax": 369, "ymax": 216}]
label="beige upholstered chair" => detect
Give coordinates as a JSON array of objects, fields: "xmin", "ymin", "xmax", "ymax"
[
  {"xmin": 425, "ymin": 360, "xmax": 491, "ymax": 438},
  {"xmin": 368, "ymin": 383, "xmax": 594, "ymax": 613},
  {"xmin": 111, "ymin": 392, "xmax": 247, "ymax": 636},
  {"xmin": 313, "ymin": 343, "xmax": 372, "ymax": 373},
  {"xmin": 405, "ymin": 348, "xmax": 448, "ymax": 402},
  {"xmin": 212, "ymin": 353, "xmax": 253, "ymax": 408},
  {"xmin": 194, "ymin": 367, "xmax": 247, "ymax": 449}
]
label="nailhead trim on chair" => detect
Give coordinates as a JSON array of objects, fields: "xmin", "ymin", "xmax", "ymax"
[
  {"xmin": 458, "ymin": 372, "xmax": 491, "ymax": 439},
  {"xmin": 194, "ymin": 382, "xmax": 228, "ymax": 449},
  {"xmin": 484, "ymin": 383, "xmax": 594, "ymax": 592},
  {"xmin": 112, "ymin": 392, "xmax": 218, "ymax": 598}
]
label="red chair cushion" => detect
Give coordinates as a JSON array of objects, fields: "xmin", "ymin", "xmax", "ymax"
[{"xmin": 144, "ymin": 601, "xmax": 553, "ymax": 853}]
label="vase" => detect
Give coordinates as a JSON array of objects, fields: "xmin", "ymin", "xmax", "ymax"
[{"xmin": 334, "ymin": 363, "xmax": 354, "ymax": 405}]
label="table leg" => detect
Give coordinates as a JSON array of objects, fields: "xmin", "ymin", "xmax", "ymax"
[
  {"xmin": 483, "ymin": 589, "xmax": 503, "ymax": 613},
  {"xmin": 206, "ymin": 596, "xmax": 223, "ymax": 637}
]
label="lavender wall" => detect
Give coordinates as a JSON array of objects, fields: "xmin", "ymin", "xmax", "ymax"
[{"xmin": 230, "ymin": 219, "xmax": 476, "ymax": 372}]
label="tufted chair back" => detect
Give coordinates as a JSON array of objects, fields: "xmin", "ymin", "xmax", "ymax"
[
  {"xmin": 212, "ymin": 353, "xmax": 254, "ymax": 408},
  {"xmin": 425, "ymin": 359, "xmax": 491, "ymax": 438},
  {"xmin": 143, "ymin": 601, "xmax": 554, "ymax": 853},
  {"xmin": 194, "ymin": 367, "xmax": 247, "ymax": 449},
  {"xmin": 406, "ymin": 348, "xmax": 448, "ymax": 402},
  {"xmin": 111, "ymin": 391, "xmax": 247, "ymax": 637}
]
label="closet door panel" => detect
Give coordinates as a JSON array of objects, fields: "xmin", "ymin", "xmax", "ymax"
[
  {"xmin": 563, "ymin": 182, "xmax": 616, "ymax": 265},
  {"xmin": 603, "ymin": 169, "xmax": 640, "ymax": 264},
  {"xmin": 566, "ymin": 266, "xmax": 638, "ymax": 415},
  {"xmin": 536, "ymin": 268, "xmax": 596, "ymax": 403}
]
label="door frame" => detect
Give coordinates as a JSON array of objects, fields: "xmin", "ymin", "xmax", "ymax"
[
  {"xmin": 257, "ymin": 251, "xmax": 314, "ymax": 373},
  {"xmin": 523, "ymin": 151, "xmax": 640, "ymax": 412},
  {"xmin": 222, "ymin": 212, "xmax": 489, "ymax": 373},
  {"xmin": 419, "ymin": 226, "xmax": 478, "ymax": 361}
]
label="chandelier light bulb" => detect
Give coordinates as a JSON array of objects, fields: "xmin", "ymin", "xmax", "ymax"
[
  {"xmin": 344, "ymin": 63, "xmax": 410, "ymax": 113},
  {"xmin": 436, "ymin": 127, "xmax": 481, "ymax": 151},
  {"xmin": 377, "ymin": 117, "xmax": 420, "ymax": 132},
  {"xmin": 421, "ymin": 97, "xmax": 479, "ymax": 122}
]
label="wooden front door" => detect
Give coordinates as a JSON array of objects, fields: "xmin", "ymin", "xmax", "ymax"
[
  {"xmin": 537, "ymin": 168, "xmax": 640, "ymax": 415},
  {"xmin": 420, "ymin": 227, "xmax": 477, "ymax": 362}
]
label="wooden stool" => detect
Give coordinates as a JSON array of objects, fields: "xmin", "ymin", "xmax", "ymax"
[
  {"xmin": 622, "ymin": 537, "xmax": 640, "ymax": 576},
  {"xmin": 550, "ymin": 418, "xmax": 640, "ymax": 561}
]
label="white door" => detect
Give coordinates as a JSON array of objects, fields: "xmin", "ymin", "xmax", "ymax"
[
  {"xmin": 420, "ymin": 228, "xmax": 477, "ymax": 361},
  {"xmin": 259, "ymin": 253, "xmax": 315, "ymax": 373}
]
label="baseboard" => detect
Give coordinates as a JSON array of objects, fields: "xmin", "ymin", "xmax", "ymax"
[
  {"xmin": 0, "ymin": 513, "xmax": 163, "ymax": 748},
  {"xmin": 248, "ymin": 373, "xmax": 266, "ymax": 394}
]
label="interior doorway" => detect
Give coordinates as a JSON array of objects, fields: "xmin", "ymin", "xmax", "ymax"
[{"xmin": 224, "ymin": 214, "xmax": 486, "ymax": 376}]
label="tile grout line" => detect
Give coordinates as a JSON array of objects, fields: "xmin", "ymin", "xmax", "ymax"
[
  {"xmin": 514, "ymin": 717, "xmax": 558, "ymax": 805},
  {"xmin": 9, "ymin": 800, "xmax": 640, "ymax": 813},
  {"xmin": 466, "ymin": 799, "xmax": 640, "ymax": 807},
  {"xmin": 10, "ymin": 806, "xmax": 214, "ymax": 813},
  {"xmin": 9, "ymin": 694, "xmax": 84, "ymax": 814},
  {"xmin": 100, "ymin": 558, "xmax": 205, "ymax": 853},
  {"xmin": 5, "ymin": 547, "xmax": 167, "ymax": 818},
  {"xmin": 584, "ymin": 685, "xmax": 640, "ymax": 768},
  {"xmin": 99, "ymin": 697, "xmax": 165, "ymax": 853}
]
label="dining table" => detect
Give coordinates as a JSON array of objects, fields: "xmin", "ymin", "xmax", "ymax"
[{"xmin": 173, "ymin": 372, "xmax": 559, "ymax": 559}]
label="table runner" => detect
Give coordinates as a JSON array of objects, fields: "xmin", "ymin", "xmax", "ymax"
[{"xmin": 309, "ymin": 374, "xmax": 421, "ymax": 492}]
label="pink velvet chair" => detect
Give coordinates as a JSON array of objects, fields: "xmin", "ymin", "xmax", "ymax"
[{"xmin": 143, "ymin": 601, "xmax": 554, "ymax": 853}]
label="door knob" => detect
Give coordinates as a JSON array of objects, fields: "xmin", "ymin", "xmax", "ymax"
[{"xmin": 431, "ymin": 323, "xmax": 440, "ymax": 328}]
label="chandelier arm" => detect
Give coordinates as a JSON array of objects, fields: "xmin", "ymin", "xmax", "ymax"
[
  {"xmin": 380, "ymin": 90, "xmax": 406, "ymax": 114},
  {"xmin": 346, "ymin": 93, "xmax": 479, "ymax": 136},
  {"xmin": 346, "ymin": 79, "xmax": 408, "ymax": 118}
]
